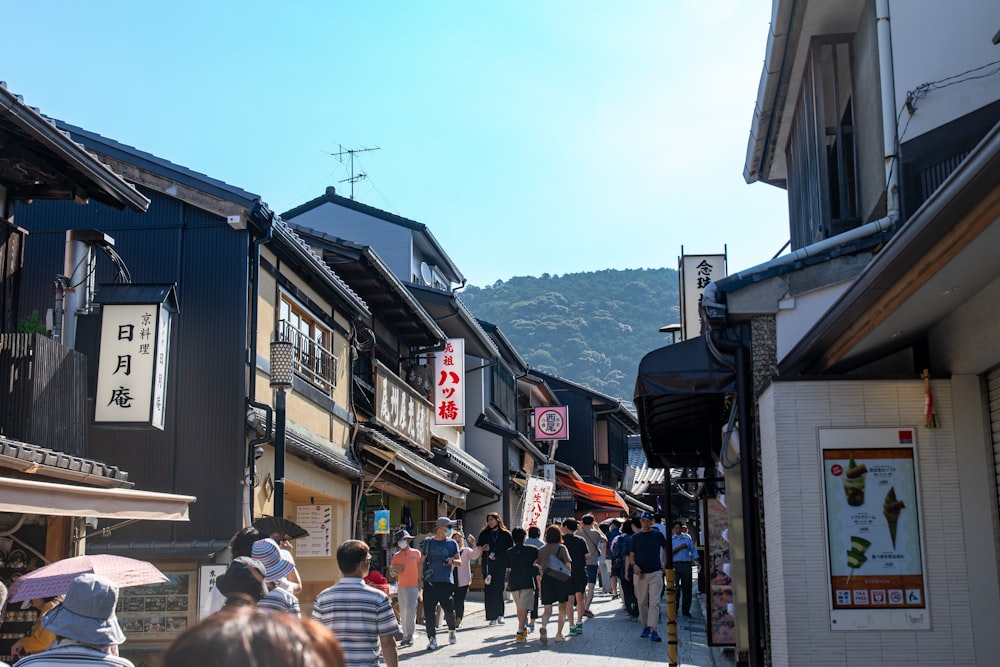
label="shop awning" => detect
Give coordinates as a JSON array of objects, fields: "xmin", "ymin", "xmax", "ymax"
[
  {"xmin": 361, "ymin": 427, "xmax": 469, "ymax": 507},
  {"xmin": 0, "ymin": 477, "xmax": 195, "ymax": 521},
  {"xmin": 431, "ymin": 444, "xmax": 501, "ymax": 499},
  {"xmin": 556, "ymin": 474, "xmax": 628, "ymax": 512},
  {"xmin": 633, "ymin": 335, "xmax": 735, "ymax": 468}
]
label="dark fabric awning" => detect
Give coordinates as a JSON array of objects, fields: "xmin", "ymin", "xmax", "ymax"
[{"xmin": 633, "ymin": 336, "xmax": 735, "ymax": 468}]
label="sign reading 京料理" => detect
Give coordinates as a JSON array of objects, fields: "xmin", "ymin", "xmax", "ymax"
[
  {"xmin": 819, "ymin": 427, "xmax": 928, "ymax": 630},
  {"xmin": 94, "ymin": 302, "xmax": 172, "ymax": 429},
  {"xmin": 534, "ymin": 406, "xmax": 568, "ymax": 440},
  {"xmin": 434, "ymin": 338, "xmax": 465, "ymax": 426}
]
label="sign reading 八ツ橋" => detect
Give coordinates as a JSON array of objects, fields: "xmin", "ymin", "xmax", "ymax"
[
  {"xmin": 678, "ymin": 252, "xmax": 726, "ymax": 341},
  {"xmin": 434, "ymin": 338, "xmax": 465, "ymax": 426},
  {"xmin": 521, "ymin": 476, "xmax": 554, "ymax": 530},
  {"xmin": 94, "ymin": 285, "xmax": 177, "ymax": 430},
  {"xmin": 819, "ymin": 427, "xmax": 928, "ymax": 631}
]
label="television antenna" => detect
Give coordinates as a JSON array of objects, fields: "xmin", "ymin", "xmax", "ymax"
[{"xmin": 328, "ymin": 144, "xmax": 381, "ymax": 199}]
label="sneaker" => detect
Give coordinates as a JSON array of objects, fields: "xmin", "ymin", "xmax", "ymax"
[
  {"xmin": 526, "ymin": 623, "xmax": 534, "ymax": 633},
  {"xmin": 488, "ymin": 619, "xmax": 498, "ymax": 626},
  {"xmin": 574, "ymin": 622, "xmax": 583, "ymax": 634},
  {"xmin": 449, "ymin": 630, "xmax": 457, "ymax": 645},
  {"xmin": 539, "ymin": 627, "xmax": 548, "ymax": 645},
  {"xmin": 515, "ymin": 630, "xmax": 526, "ymax": 643},
  {"xmin": 611, "ymin": 593, "xmax": 620, "ymax": 599},
  {"xmin": 554, "ymin": 633, "xmax": 567, "ymax": 642},
  {"xmin": 497, "ymin": 615, "xmax": 505, "ymax": 624},
  {"xmin": 583, "ymin": 610, "xmax": 595, "ymax": 618},
  {"xmin": 569, "ymin": 626, "xmax": 578, "ymax": 636},
  {"xmin": 427, "ymin": 637, "xmax": 438, "ymax": 651},
  {"xmin": 650, "ymin": 631, "xmax": 662, "ymax": 642},
  {"xmin": 640, "ymin": 627, "xmax": 651, "ymax": 638}
]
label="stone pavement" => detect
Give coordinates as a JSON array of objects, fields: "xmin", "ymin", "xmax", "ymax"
[{"xmin": 393, "ymin": 585, "xmax": 735, "ymax": 667}]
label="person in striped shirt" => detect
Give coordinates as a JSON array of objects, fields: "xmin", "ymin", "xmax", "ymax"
[{"xmin": 312, "ymin": 540, "xmax": 399, "ymax": 667}]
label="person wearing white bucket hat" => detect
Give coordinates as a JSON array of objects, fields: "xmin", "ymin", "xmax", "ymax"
[
  {"xmin": 16, "ymin": 573, "xmax": 134, "ymax": 666},
  {"xmin": 252, "ymin": 539, "xmax": 301, "ymax": 617}
]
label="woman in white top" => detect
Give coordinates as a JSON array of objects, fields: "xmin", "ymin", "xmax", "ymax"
[{"xmin": 450, "ymin": 532, "xmax": 481, "ymax": 627}]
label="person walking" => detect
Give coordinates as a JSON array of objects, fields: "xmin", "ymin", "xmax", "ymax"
[
  {"xmin": 604, "ymin": 519, "xmax": 622, "ymax": 599},
  {"xmin": 476, "ymin": 512, "xmax": 513, "ymax": 625},
  {"xmin": 613, "ymin": 517, "xmax": 640, "ymax": 619},
  {"xmin": 578, "ymin": 513, "xmax": 607, "ymax": 617},
  {"xmin": 312, "ymin": 540, "xmax": 399, "ymax": 667},
  {"xmin": 524, "ymin": 526, "xmax": 545, "ymax": 630},
  {"xmin": 15, "ymin": 574, "xmax": 134, "ymax": 667},
  {"xmin": 671, "ymin": 520, "xmax": 698, "ymax": 617},
  {"xmin": 419, "ymin": 517, "xmax": 460, "ymax": 650},
  {"xmin": 450, "ymin": 531, "xmax": 480, "ymax": 628},
  {"xmin": 560, "ymin": 518, "xmax": 589, "ymax": 636},
  {"xmin": 536, "ymin": 524, "xmax": 573, "ymax": 643},
  {"xmin": 389, "ymin": 529, "xmax": 420, "ymax": 647},
  {"xmin": 628, "ymin": 511, "xmax": 667, "ymax": 642},
  {"xmin": 504, "ymin": 527, "xmax": 540, "ymax": 643},
  {"xmin": 252, "ymin": 538, "xmax": 300, "ymax": 616}
]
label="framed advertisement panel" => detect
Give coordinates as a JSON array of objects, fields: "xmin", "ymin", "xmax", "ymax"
[
  {"xmin": 703, "ymin": 496, "xmax": 735, "ymax": 645},
  {"xmin": 819, "ymin": 428, "xmax": 929, "ymax": 630}
]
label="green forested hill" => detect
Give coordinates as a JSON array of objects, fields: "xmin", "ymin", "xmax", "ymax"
[{"xmin": 458, "ymin": 268, "xmax": 680, "ymax": 402}]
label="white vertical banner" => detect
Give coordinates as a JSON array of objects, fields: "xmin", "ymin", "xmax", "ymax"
[
  {"xmin": 434, "ymin": 338, "xmax": 465, "ymax": 426},
  {"xmin": 95, "ymin": 304, "xmax": 167, "ymax": 428},
  {"xmin": 679, "ymin": 253, "xmax": 727, "ymax": 341},
  {"xmin": 522, "ymin": 476, "xmax": 554, "ymax": 530}
]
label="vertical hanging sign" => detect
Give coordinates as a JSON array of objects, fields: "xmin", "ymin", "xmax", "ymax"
[
  {"xmin": 678, "ymin": 252, "xmax": 727, "ymax": 341},
  {"xmin": 93, "ymin": 285, "xmax": 177, "ymax": 430},
  {"xmin": 434, "ymin": 338, "xmax": 465, "ymax": 426},
  {"xmin": 522, "ymin": 476, "xmax": 554, "ymax": 530}
]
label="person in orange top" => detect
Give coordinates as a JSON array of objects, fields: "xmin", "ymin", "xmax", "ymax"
[
  {"xmin": 389, "ymin": 530, "xmax": 421, "ymax": 648},
  {"xmin": 10, "ymin": 596, "xmax": 63, "ymax": 658}
]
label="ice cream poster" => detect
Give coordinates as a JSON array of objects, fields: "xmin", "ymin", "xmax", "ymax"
[{"xmin": 819, "ymin": 428, "xmax": 929, "ymax": 630}]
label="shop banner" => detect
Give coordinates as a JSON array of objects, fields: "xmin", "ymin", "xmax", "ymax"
[
  {"xmin": 522, "ymin": 477, "xmax": 554, "ymax": 530},
  {"xmin": 819, "ymin": 428, "xmax": 929, "ymax": 630},
  {"xmin": 704, "ymin": 497, "xmax": 735, "ymax": 645},
  {"xmin": 534, "ymin": 406, "xmax": 569, "ymax": 440},
  {"xmin": 374, "ymin": 509, "xmax": 391, "ymax": 535},
  {"xmin": 434, "ymin": 338, "xmax": 465, "ymax": 426}
]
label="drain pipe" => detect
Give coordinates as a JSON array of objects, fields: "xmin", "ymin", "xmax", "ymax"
[
  {"xmin": 876, "ymin": 0, "xmax": 900, "ymax": 220},
  {"xmin": 244, "ymin": 202, "xmax": 275, "ymax": 525},
  {"xmin": 708, "ymin": 329, "xmax": 764, "ymax": 667}
]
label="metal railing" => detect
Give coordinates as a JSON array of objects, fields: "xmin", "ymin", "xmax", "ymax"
[{"xmin": 278, "ymin": 320, "xmax": 337, "ymax": 394}]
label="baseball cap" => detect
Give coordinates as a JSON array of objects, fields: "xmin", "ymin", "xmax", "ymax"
[
  {"xmin": 436, "ymin": 517, "xmax": 457, "ymax": 528},
  {"xmin": 640, "ymin": 511, "xmax": 653, "ymax": 520}
]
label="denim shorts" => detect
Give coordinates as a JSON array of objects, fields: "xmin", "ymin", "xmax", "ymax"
[{"xmin": 586, "ymin": 564, "xmax": 599, "ymax": 584}]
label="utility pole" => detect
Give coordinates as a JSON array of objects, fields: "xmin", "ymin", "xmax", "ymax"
[{"xmin": 329, "ymin": 144, "xmax": 380, "ymax": 199}]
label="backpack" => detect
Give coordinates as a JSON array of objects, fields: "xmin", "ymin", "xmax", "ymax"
[{"xmin": 611, "ymin": 533, "xmax": 630, "ymax": 573}]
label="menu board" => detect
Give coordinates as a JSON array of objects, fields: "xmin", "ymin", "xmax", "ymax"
[
  {"xmin": 116, "ymin": 572, "xmax": 195, "ymax": 639},
  {"xmin": 819, "ymin": 428, "xmax": 929, "ymax": 630},
  {"xmin": 296, "ymin": 505, "xmax": 333, "ymax": 557}
]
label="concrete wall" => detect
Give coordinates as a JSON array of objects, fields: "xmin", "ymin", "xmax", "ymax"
[{"xmin": 759, "ymin": 379, "xmax": 983, "ymax": 666}]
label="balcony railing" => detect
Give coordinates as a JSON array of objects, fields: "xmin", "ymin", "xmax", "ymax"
[{"xmin": 278, "ymin": 320, "xmax": 337, "ymax": 394}]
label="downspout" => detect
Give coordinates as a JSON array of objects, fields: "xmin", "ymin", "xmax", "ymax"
[
  {"xmin": 245, "ymin": 203, "xmax": 274, "ymax": 526},
  {"xmin": 708, "ymin": 329, "xmax": 765, "ymax": 667},
  {"xmin": 876, "ymin": 0, "xmax": 900, "ymax": 220}
]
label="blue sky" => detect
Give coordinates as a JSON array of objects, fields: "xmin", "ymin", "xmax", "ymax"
[{"xmin": 5, "ymin": 0, "xmax": 788, "ymax": 287}]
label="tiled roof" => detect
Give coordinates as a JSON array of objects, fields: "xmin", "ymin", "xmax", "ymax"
[{"xmin": 0, "ymin": 436, "xmax": 132, "ymax": 488}]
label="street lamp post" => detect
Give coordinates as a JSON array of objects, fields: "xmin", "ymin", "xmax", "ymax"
[{"xmin": 269, "ymin": 339, "xmax": 294, "ymax": 518}]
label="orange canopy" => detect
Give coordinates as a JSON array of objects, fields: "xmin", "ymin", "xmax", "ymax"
[{"xmin": 557, "ymin": 474, "xmax": 628, "ymax": 511}]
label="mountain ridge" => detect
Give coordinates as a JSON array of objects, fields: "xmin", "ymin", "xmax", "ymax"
[{"xmin": 459, "ymin": 267, "xmax": 680, "ymax": 403}]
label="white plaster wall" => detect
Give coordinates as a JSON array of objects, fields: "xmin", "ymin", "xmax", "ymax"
[
  {"xmin": 889, "ymin": 0, "xmax": 1000, "ymax": 143},
  {"xmin": 774, "ymin": 280, "xmax": 852, "ymax": 361},
  {"xmin": 760, "ymin": 379, "xmax": 977, "ymax": 666}
]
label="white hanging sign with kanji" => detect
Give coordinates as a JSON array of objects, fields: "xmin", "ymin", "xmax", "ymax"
[{"xmin": 434, "ymin": 338, "xmax": 465, "ymax": 426}]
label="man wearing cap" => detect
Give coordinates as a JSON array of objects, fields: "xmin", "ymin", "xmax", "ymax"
[
  {"xmin": 627, "ymin": 511, "xmax": 667, "ymax": 643},
  {"xmin": 16, "ymin": 573, "xmax": 134, "ymax": 666},
  {"xmin": 389, "ymin": 529, "xmax": 420, "ymax": 647},
  {"xmin": 252, "ymin": 538, "xmax": 300, "ymax": 616},
  {"xmin": 671, "ymin": 520, "xmax": 698, "ymax": 618},
  {"xmin": 419, "ymin": 517, "xmax": 460, "ymax": 651}
]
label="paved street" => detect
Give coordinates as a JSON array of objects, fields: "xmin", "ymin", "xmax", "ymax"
[{"xmin": 392, "ymin": 585, "xmax": 734, "ymax": 667}]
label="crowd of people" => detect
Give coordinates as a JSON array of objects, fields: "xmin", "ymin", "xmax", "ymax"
[{"xmin": 0, "ymin": 511, "xmax": 698, "ymax": 666}]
